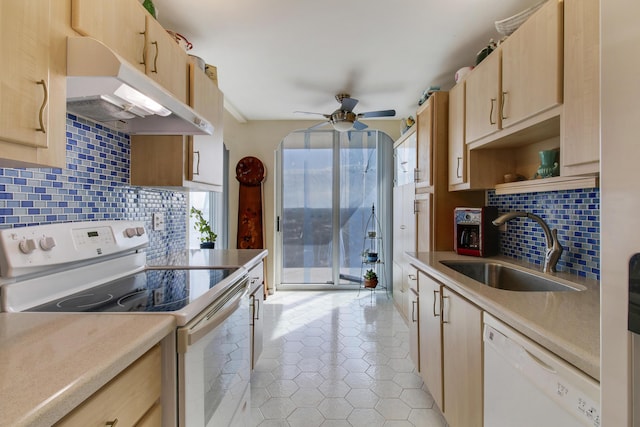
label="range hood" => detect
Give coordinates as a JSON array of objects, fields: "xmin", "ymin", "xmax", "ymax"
[{"xmin": 66, "ymin": 37, "xmax": 213, "ymax": 135}]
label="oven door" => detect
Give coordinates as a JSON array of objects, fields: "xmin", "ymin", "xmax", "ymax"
[{"xmin": 177, "ymin": 277, "xmax": 250, "ymax": 427}]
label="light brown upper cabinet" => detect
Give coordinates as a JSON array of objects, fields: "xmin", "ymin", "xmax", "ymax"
[
  {"xmin": 188, "ymin": 63, "xmax": 224, "ymax": 189},
  {"xmin": 448, "ymin": 82, "xmax": 466, "ymax": 188},
  {"xmin": 416, "ymin": 92, "xmax": 448, "ymax": 189},
  {"xmin": 145, "ymin": 15, "xmax": 189, "ymax": 104},
  {"xmin": 72, "ymin": 0, "xmax": 147, "ymax": 74},
  {"xmin": 465, "ymin": 0, "xmax": 563, "ymax": 147},
  {"xmin": 0, "ymin": 0, "xmax": 69, "ymax": 168},
  {"xmin": 561, "ymin": 0, "xmax": 599, "ymax": 176},
  {"xmin": 72, "ymin": 0, "xmax": 189, "ymax": 103},
  {"xmin": 500, "ymin": 0, "xmax": 563, "ymax": 129},
  {"xmin": 465, "ymin": 50, "xmax": 502, "ymax": 144}
]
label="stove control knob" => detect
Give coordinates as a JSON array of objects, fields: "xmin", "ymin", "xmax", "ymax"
[
  {"xmin": 19, "ymin": 239, "xmax": 37, "ymax": 254},
  {"xmin": 136, "ymin": 227, "xmax": 145, "ymax": 236},
  {"xmin": 39, "ymin": 236, "xmax": 56, "ymax": 251},
  {"xmin": 125, "ymin": 228, "xmax": 137, "ymax": 238}
]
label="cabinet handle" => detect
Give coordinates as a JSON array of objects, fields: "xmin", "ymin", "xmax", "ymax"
[
  {"xmin": 151, "ymin": 41, "xmax": 159, "ymax": 73},
  {"xmin": 413, "ymin": 200, "xmax": 419, "ymax": 214},
  {"xmin": 501, "ymin": 91, "xmax": 508, "ymax": 120},
  {"xmin": 36, "ymin": 80, "xmax": 48, "ymax": 134},
  {"xmin": 249, "ymin": 294, "xmax": 255, "ymax": 326},
  {"xmin": 413, "ymin": 168, "xmax": 419, "ymax": 183},
  {"xmin": 442, "ymin": 295, "xmax": 450, "ymax": 324},
  {"xmin": 408, "ymin": 274, "xmax": 416, "ymax": 281},
  {"xmin": 489, "ymin": 98, "xmax": 496, "ymax": 125},
  {"xmin": 433, "ymin": 290, "xmax": 440, "ymax": 317},
  {"xmin": 411, "ymin": 300, "xmax": 417, "ymax": 323},
  {"xmin": 139, "ymin": 31, "xmax": 146, "ymax": 65},
  {"xmin": 255, "ymin": 297, "xmax": 260, "ymax": 320},
  {"xmin": 106, "ymin": 419, "xmax": 119, "ymax": 427},
  {"xmin": 193, "ymin": 150, "xmax": 200, "ymax": 175},
  {"xmin": 456, "ymin": 157, "xmax": 462, "ymax": 178}
]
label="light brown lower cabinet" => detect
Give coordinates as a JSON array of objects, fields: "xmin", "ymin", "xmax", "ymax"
[
  {"xmin": 56, "ymin": 345, "xmax": 161, "ymax": 426},
  {"xmin": 417, "ymin": 271, "xmax": 483, "ymax": 427}
]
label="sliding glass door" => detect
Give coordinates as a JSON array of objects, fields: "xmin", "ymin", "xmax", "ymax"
[{"xmin": 275, "ymin": 129, "xmax": 393, "ymax": 289}]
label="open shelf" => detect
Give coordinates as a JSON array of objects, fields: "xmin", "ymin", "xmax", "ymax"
[{"xmin": 494, "ymin": 175, "xmax": 599, "ymax": 195}]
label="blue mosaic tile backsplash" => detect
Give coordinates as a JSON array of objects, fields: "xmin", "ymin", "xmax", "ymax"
[
  {"xmin": 487, "ymin": 189, "xmax": 600, "ymax": 280},
  {"xmin": 0, "ymin": 114, "xmax": 187, "ymax": 262}
]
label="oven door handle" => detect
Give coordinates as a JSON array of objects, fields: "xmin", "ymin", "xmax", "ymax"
[{"xmin": 177, "ymin": 277, "xmax": 249, "ymax": 353}]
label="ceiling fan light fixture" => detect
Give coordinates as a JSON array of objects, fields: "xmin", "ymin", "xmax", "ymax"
[{"xmin": 330, "ymin": 111, "xmax": 356, "ymax": 132}]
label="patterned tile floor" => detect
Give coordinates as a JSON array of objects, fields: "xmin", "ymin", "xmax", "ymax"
[{"xmin": 250, "ymin": 290, "xmax": 449, "ymax": 427}]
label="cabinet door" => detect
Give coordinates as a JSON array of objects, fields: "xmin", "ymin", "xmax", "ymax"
[
  {"xmin": 188, "ymin": 65, "xmax": 224, "ymax": 187},
  {"xmin": 465, "ymin": 50, "xmax": 501, "ymax": 143},
  {"xmin": 501, "ymin": 0, "xmax": 562, "ymax": 128},
  {"xmin": 130, "ymin": 135, "xmax": 186, "ymax": 186},
  {"xmin": 71, "ymin": 0, "xmax": 146, "ymax": 73},
  {"xmin": 395, "ymin": 131, "xmax": 417, "ymax": 186},
  {"xmin": 442, "ymin": 288, "xmax": 482, "ymax": 427},
  {"xmin": 392, "ymin": 261, "xmax": 406, "ymax": 319},
  {"xmin": 250, "ymin": 284, "xmax": 264, "ymax": 369},
  {"xmin": 146, "ymin": 15, "xmax": 189, "ymax": 103},
  {"xmin": 415, "ymin": 193, "xmax": 431, "ymax": 253},
  {"xmin": 561, "ymin": 0, "xmax": 599, "ymax": 176},
  {"xmin": 57, "ymin": 346, "xmax": 161, "ymax": 426},
  {"xmin": 189, "ymin": 135, "xmax": 223, "ymax": 188},
  {"xmin": 448, "ymin": 82, "xmax": 466, "ymax": 187},
  {"xmin": 416, "ymin": 99, "xmax": 432, "ymax": 188},
  {"xmin": 0, "ymin": 0, "xmax": 50, "ymax": 150},
  {"xmin": 402, "ymin": 183, "xmax": 417, "ymax": 254},
  {"xmin": 409, "ymin": 288, "xmax": 420, "ymax": 371},
  {"xmin": 190, "ymin": 64, "xmax": 221, "ymax": 124},
  {"xmin": 392, "ymin": 186, "xmax": 404, "ymax": 262},
  {"xmin": 418, "ymin": 272, "xmax": 443, "ymax": 411}
]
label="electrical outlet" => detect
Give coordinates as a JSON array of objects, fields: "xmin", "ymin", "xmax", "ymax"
[
  {"xmin": 153, "ymin": 287, "xmax": 164, "ymax": 306},
  {"xmin": 152, "ymin": 212, "xmax": 165, "ymax": 231}
]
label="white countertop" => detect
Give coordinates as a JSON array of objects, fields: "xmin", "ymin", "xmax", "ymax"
[
  {"xmin": 407, "ymin": 251, "xmax": 600, "ymax": 381},
  {"xmin": 0, "ymin": 312, "xmax": 175, "ymax": 427}
]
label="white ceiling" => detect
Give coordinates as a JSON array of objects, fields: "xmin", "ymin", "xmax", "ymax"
[{"xmin": 152, "ymin": 0, "xmax": 543, "ymax": 125}]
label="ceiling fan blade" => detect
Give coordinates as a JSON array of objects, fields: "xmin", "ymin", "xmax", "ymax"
[
  {"xmin": 358, "ymin": 109, "xmax": 396, "ymax": 118},
  {"xmin": 294, "ymin": 111, "xmax": 330, "ymax": 117},
  {"xmin": 308, "ymin": 121, "xmax": 330, "ymax": 130},
  {"xmin": 340, "ymin": 97, "xmax": 359, "ymax": 112},
  {"xmin": 353, "ymin": 121, "xmax": 368, "ymax": 131}
]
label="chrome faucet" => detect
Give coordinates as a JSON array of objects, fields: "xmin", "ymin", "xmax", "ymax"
[{"xmin": 492, "ymin": 211, "xmax": 564, "ymax": 273}]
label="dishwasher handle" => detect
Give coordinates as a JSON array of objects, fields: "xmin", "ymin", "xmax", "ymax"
[{"xmin": 177, "ymin": 277, "xmax": 248, "ymax": 353}]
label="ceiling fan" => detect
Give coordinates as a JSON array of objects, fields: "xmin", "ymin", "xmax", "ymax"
[{"xmin": 295, "ymin": 94, "xmax": 396, "ymax": 132}]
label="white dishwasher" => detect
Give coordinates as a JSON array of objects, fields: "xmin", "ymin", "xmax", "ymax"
[{"xmin": 483, "ymin": 314, "xmax": 600, "ymax": 427}]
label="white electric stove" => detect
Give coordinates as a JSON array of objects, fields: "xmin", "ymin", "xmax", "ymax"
[{"xmin": 0, "ymin": 220, "xmax": 247, "ymax": 327}]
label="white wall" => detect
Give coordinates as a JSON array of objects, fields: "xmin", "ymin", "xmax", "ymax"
[
  {"xmin": 223, "ymin": 110, "xmax": 400, "ymax": 291},
  {"xmin": 601, "ymin": 1, "xmax": 640, "ymax": 425}
]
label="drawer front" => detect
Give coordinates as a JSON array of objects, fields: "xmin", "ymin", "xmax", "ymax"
[
  {"xmin": 57, "ymin": 345, "xmax": 161, "ymax": 426},
  {"xmin": 248, "ymin": 261, "xmax": 264, "ymax": 292}
]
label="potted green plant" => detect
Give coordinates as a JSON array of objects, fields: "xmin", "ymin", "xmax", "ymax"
[
  {"xmin": 190, "ymin": 207, "xmax": 217, "ymax": 249},
  {"xmin": 363, "ymin": 269, "xmax": 378, "ymax": 288}
]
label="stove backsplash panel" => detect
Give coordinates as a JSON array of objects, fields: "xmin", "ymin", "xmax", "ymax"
[{"xmin": 0, "ymin": 114, "xmax": 186, "ymax": 262}]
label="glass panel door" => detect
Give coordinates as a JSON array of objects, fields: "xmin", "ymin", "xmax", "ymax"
[
  {"xmin": 280, "ymin": 131, "xmax": 335, "ymax": 285},
  {"xmin": 275, "ymin": 130, "xmax": 390, "ymax": 288}
]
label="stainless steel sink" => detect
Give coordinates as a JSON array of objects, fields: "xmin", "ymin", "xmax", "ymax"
[{"xmin": 439, "ymin": 260, "xmax": 585, "ymax": 292}]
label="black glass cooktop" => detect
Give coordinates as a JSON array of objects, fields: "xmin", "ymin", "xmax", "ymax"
[{"xmin": 27, "ymin": 268, "xmax": 238, "ymax": 313}]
